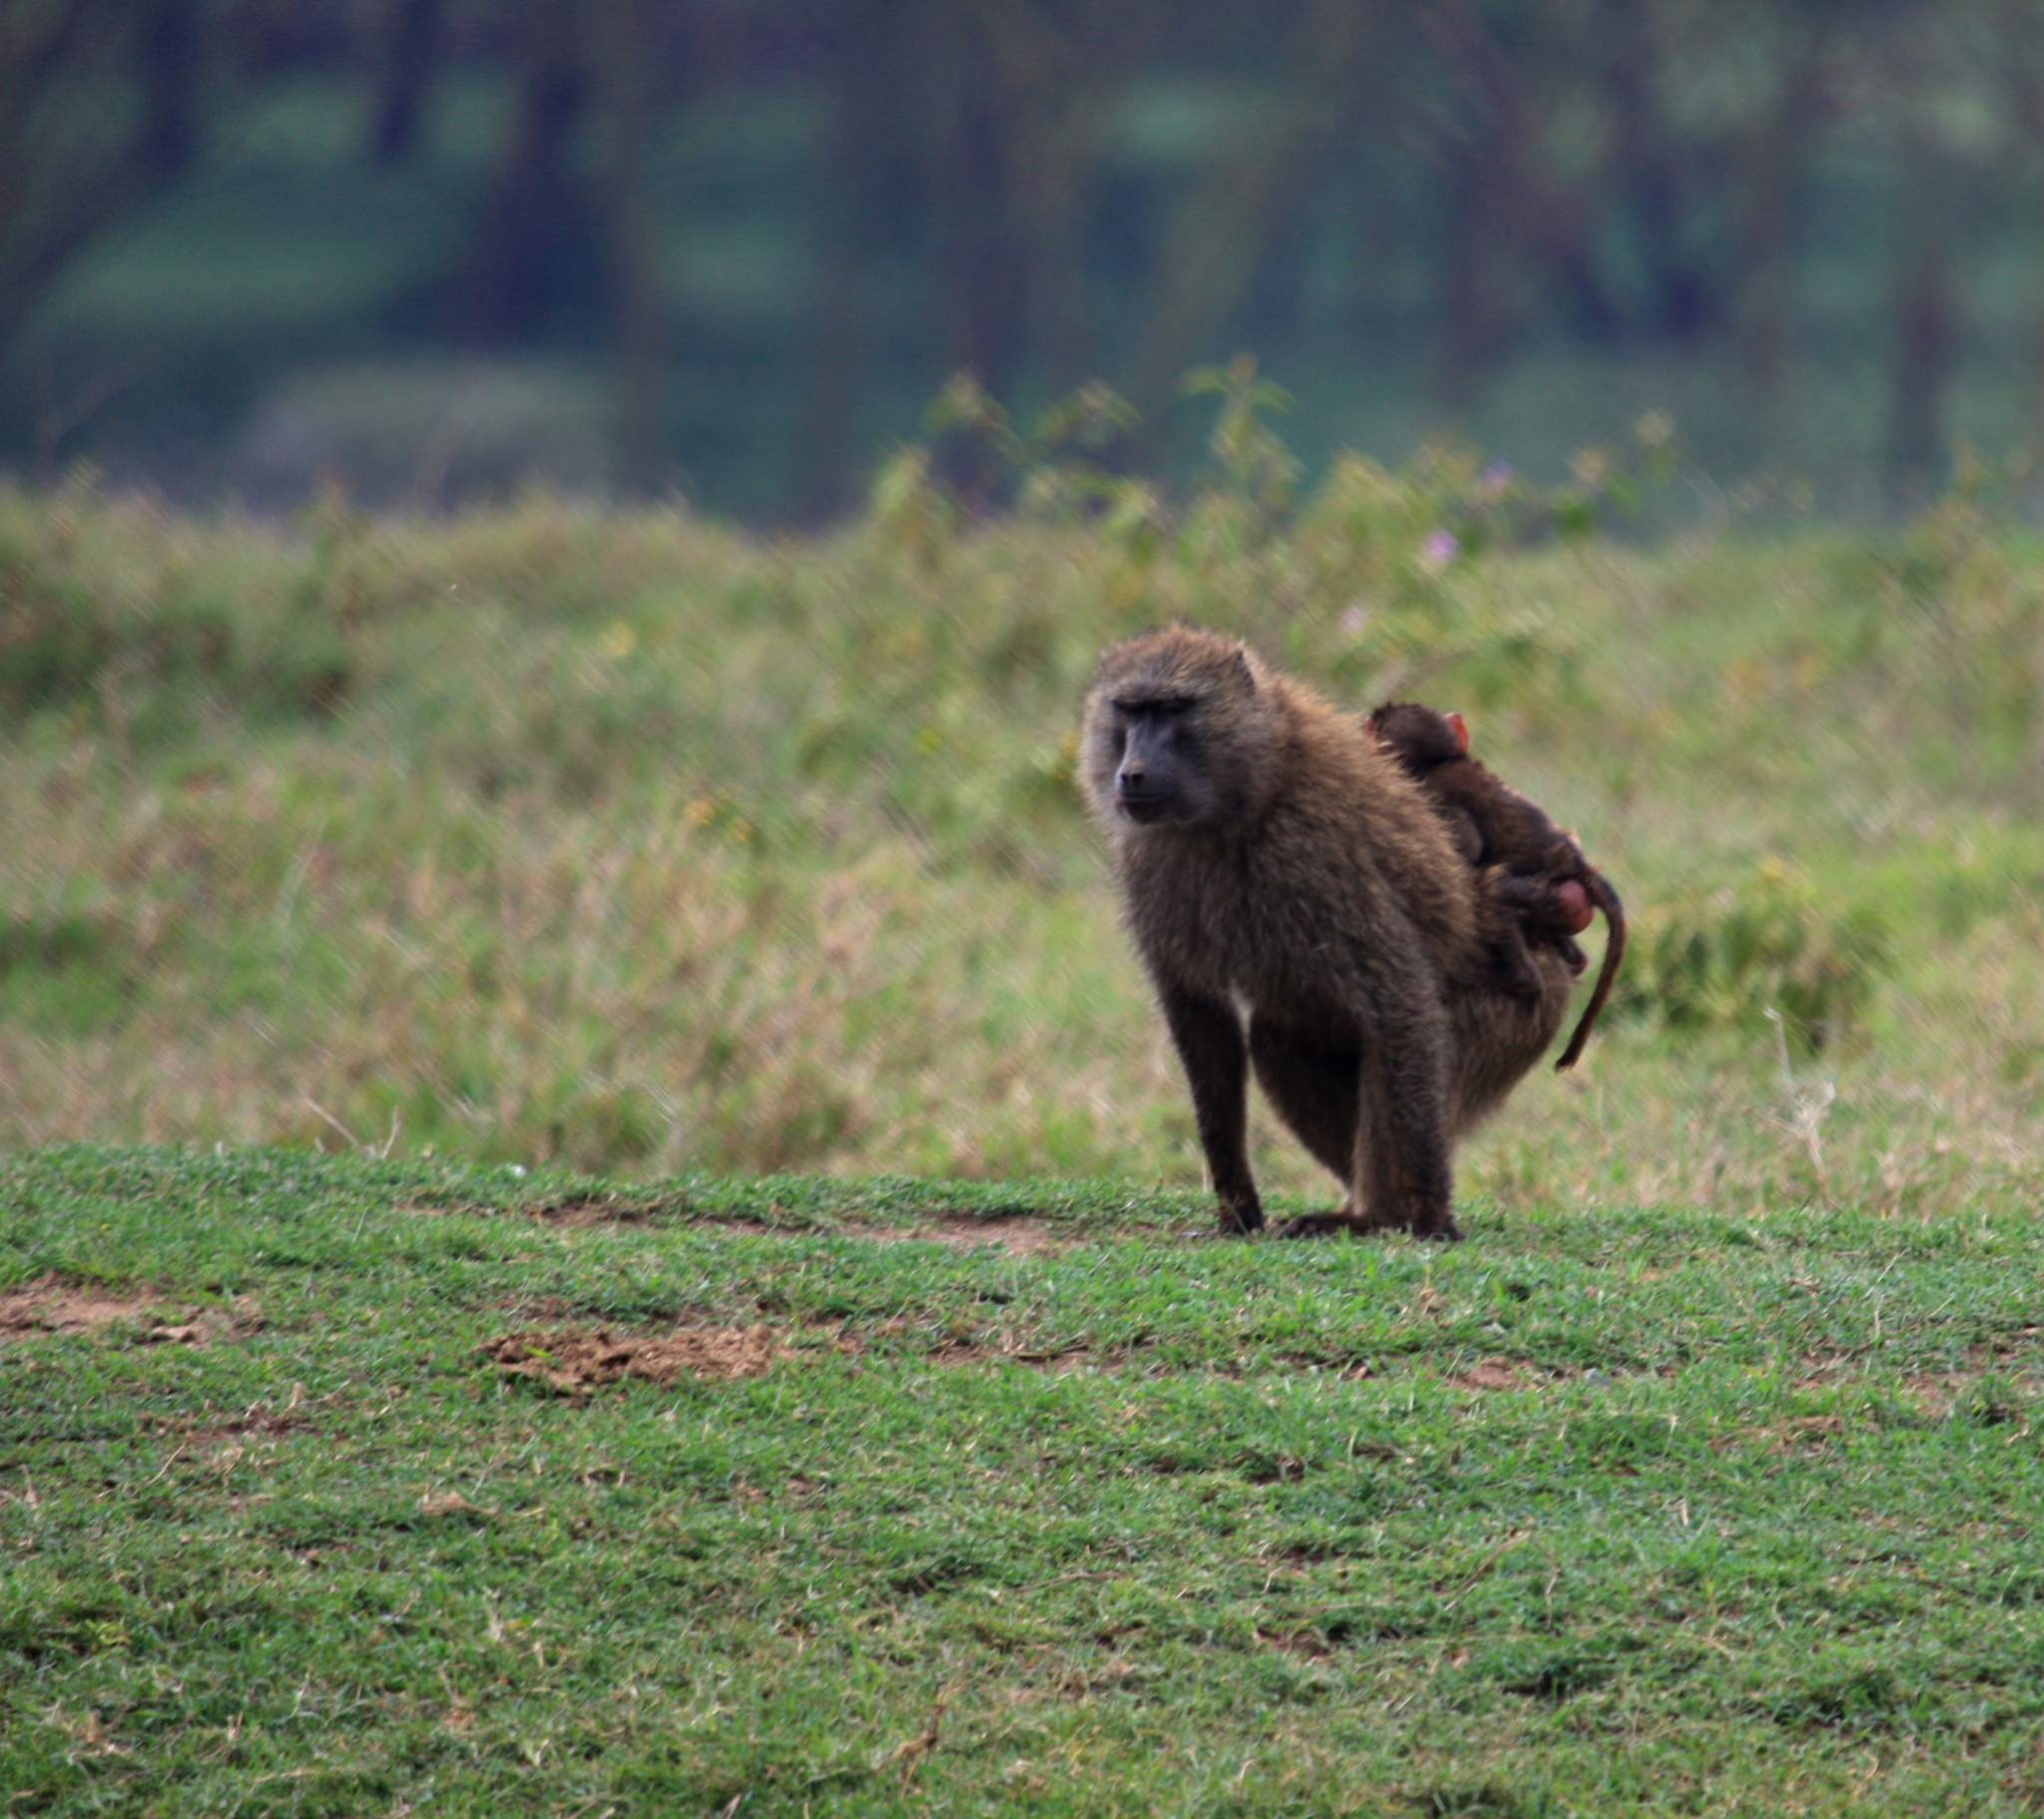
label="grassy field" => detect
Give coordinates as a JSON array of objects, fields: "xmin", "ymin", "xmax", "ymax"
[
  {"xmin": 3, "ymin": 441, "xmax": 2043, "ymax": 1215},
  {"xmin": 4, "ymin": 443, "xmax": 2044, "ymax": 1808},
  {"xmin": 3, "ymin": 1146, "xmax": 2042, "ymax": 1815}
]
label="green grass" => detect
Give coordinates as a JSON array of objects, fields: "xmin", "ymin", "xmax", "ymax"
[
  {"xmin": 5, "ymin": 451, "xmax": 2044, "ymax": 1807},
  {"xmin": 4, "ymin": 1145, "xmax": 2043, "ymax": 1815}
]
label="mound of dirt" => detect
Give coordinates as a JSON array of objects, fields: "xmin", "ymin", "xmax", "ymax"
[
  {"xmin": 481, "ymin": 1324, "xmax": 778, "ymax": 1396},
  {"xmin": 0, "ymin": 1273, "xmax": 208, "ymax": 1345}
]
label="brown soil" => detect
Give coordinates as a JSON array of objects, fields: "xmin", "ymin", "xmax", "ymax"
[
  {"xmin": 481, "ymin": 1324, "xmax": 779, "ymax": 1396},
  {"xmin": 1900, "ymin": 1373, "xmax": 1958, "ymax": 1418},
  {"xmin": 928, "ymin": 1339, "xmax": 1098, "ymax": 1372},
  {"xmin": 401, "ymin": 1193, "xmax": 702, "ymax": 1228},
  {"xmin": 1258, "ymin": 1626, "xmax": 1336, "ymax": 1658},
  {"xmin": 0, "ymin": 1273, "xmax": 211, "ymax": 1345},
  {"xmin": 1774, "ymin": 1414, "xmax": 1846, "ymax": 1451},
  {"xmin": 1452, "ymin": 1358, "xmax": 1536, "ymax": 1392},
  {"xmin": 868, "ymin": 1215, "xmax": 1064, "ymax": 1255},
  {"xmin": 525, "ymin": 1194, "xmax": 692, "ymax": 1229}
]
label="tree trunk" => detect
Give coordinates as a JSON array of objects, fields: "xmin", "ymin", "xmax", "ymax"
[
  {"xmin": 0, "ymin": 2, "xmax": 170, "ymax": 365},
  {"xmin": 1422, "ymin": 0, "xmax": 1623, "ymax": 348},
  {"xmin": 1991, "ymin": 3, "xmax": 2044, "ymax": 451},
  {"xmin": 795, "ymin": 10, "xmax": 897, "ymax": 523},
  {"xmin": 1124, "ymin": 0, "xmax": 1386, "ymax": 437},
  {"xmin": 451, "ymin": 8, "xmax": 585, "ymax": 344},
  {"xmin": 938, "ymin": 30, "xmax": 1029, "ymax": 404},
  {"xmin": 140, "ymin": 0, "xmax": 199, "ymax": 181},
  {"xmin": 1598, "ymin": 0, "xmax": 1710, "ymax": 340},
  {"xmin": 1885, "ymin": 107, "xmax": 1956, "ymax": 512},
  {"xmin": 1432, "ymin": 125, "xmax": 1515, "ymax": 411},
  {"xmin": 1734, "ymin": 17, "xmax": 1833, "ymax": 393},
  {"xmin": 368, "ymin": 0, "xmax": 443, "ymax": 166},
  {"xmin": 589, "ymin": 0, "xmax": 665, "ymax": 498}
]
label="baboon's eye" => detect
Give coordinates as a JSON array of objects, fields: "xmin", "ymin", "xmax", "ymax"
[{"xmin": 1115, "ymin": 697, "xmax": 1193, "ymax": 723}]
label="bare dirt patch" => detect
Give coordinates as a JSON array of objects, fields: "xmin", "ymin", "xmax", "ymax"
[
  {"xmin": 1258, "ymin": 1625, "xmax": 1336, "ymax": 1659},
  {"xmin": 928, "ymin": 1339, "xmax": 1100, "ymax": 1372},
  {"xmin": 1773, "ymin": 1414, "xmax": 1846, "ymax": 1451},
  {"xmin": 482, "ymin": 1324, "xmax": 779, "ymax": 1396},
  {"xmin": 1452, "ymin": 1359, "xmax": 1539, "ymax": 1392},
  {"xmin": 1897, "ymin": 1372, "xmax": 1984, "ymax": 1420},
  {"xmin": 524, "ymin": 1194, "xmax": 695, "ymax": 1229},
  {"xmin": 865, "ymin": 1215, "xmax": 1065, "ymax": 1255},
  {"xmin": 401, "ymin": 1192, "xmax": 706, "ymax": 1228},
  {"xmin": 0, "ymin": 1273, "xmax": 221, "ymax": 1345}
]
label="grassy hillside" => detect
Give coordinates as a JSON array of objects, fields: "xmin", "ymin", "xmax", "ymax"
[
  {"xmin": 3, "ymin": 1148, "xmax": 2042, "ymax": 1814},
  {"xmin": 4, "ymin": 445, "xmax": 2044, "ymax": 1222}
]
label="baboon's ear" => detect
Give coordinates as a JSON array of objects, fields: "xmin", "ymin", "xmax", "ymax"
[
  {"xmin": 1446, "ymin": 711, "xmax": 1469, "ymax": 756},
  {"xmin": 1231, "ymin": 649, "xmax": 1258, "ymax": 693}
]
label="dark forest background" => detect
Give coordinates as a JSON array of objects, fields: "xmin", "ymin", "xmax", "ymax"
[{"xmin": 10, "ymin": 0, "xmax": 2044, "ymax": 520}]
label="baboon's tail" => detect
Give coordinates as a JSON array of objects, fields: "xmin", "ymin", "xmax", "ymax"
[{"xmin": 1555, "ymin": 872, "xmax": 1625, "ymax": 1072}]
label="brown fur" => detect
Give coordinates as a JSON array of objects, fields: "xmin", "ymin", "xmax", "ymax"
[
  {"xmin": 1367, "ymin": 700, "xmax": 1627, "ymax": 1072},
  {"xmin": 1081, "ymin": 629, "xmax": 1574, "ymax": 1239}
]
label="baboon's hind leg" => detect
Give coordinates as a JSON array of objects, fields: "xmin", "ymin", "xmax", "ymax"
[{"xmin": 1247, "ymin": 1019, "xmax": 1383, "ymax": 1237}]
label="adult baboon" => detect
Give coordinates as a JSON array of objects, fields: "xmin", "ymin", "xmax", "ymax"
[
  {"xmin": 1081, "ymin": 629, "xmax": 1575, "ymax": 1239},
  {"xmin": 1367, "ymin": 700, "xmax": 1626, "ymax": 1072}
]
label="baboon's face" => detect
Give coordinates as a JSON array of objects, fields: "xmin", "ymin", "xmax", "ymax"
[
  {"xmin": 1084, "ymin": 631, "xmax": 1263, "ymax": 830},
  {"xmin": 1103, "ymin": 694, "xmax": 1206, "ymax": 823}
]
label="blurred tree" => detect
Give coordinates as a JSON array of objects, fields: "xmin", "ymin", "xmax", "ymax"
[
  {"xmin": 589, "ymin": 0, "xmax": 666, "ymax": 495},
  {"xmin": 452, "ymin": 1, "xmax": 589, "ymax": 342},
  {"xmin": 0, "ymin": 0, "xmax": 197, "ymax": 363},
  {"xmin": 9, "ymin": 0, "xmax": 2044, "ymax": 513},
  {"xmin": 1125, "ymin": 0, "xmax": 1387, "ymax": 434},
  {"xmin": 1596, "ymin": 0, "xmax": 1713, "ymax": 341},
  {"xmin": 139, "ymin": 0, "xmax": 199, "ymax": 179},
  {"xmin": 367, "ymin": 0, "xmax": 444, "ymax": 165},
  {"xmin": 1729, "ymin": 0, "xmax": 1836, "ymax": 394},
  {"xmin": 932, "ymin": 8, "xmax": 1031, "ymax": 403},
  {"xmin": 1424, "ymin": 0, "xmax": 1622, "ymax": 409},
  {"xmin": 1992, "ymin": 0, "xmax": 2044, "ymax": 445},
  {"xmin": 795, "ymin": 0, "xmax": 906, "ymax": 519}
]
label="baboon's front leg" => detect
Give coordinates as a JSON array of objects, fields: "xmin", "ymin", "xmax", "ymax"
[{"xmin": 1159, "ymin": 982, "xmax": 1264, "ymax": 1234}]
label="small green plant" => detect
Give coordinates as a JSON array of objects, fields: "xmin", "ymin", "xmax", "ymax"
[
  {"xmin": 1183, "ymin": 351, "xmax": 1304, "ymax": 523},
  {"xmin": 1614, "ymin": 860, "xmax": 1891, "ymax": 1054}
]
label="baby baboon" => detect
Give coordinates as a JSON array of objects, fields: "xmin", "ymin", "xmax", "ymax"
[
  {"xmin": 1081, "ymin": 628, "xmax": 1575, "ymax": 1240},
  {"xmin": 1367, "ymin": 700, "xmax": 1625, "ymax": 1072}
]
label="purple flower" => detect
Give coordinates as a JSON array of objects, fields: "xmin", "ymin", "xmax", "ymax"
[
  {"xmin": 1419, "ymin": 529, "xmax": 1459, "ymax": 571},
  {"xmin": 1478, "ymin": 460, "xmax": 1513, "ymax": 500}
]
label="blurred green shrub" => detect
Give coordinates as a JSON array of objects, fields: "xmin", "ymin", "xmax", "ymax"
[
  {"xmin": 849, "ymin": 369, "xmax": 1679, "ymax": 858},
  {"xmin": 0, "ymin": 483, "xmax": 354, "ymax": 728},
  {"xmin": 1612, "ymin": 861, "xmax": 1891, "ymax": 1054}
]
